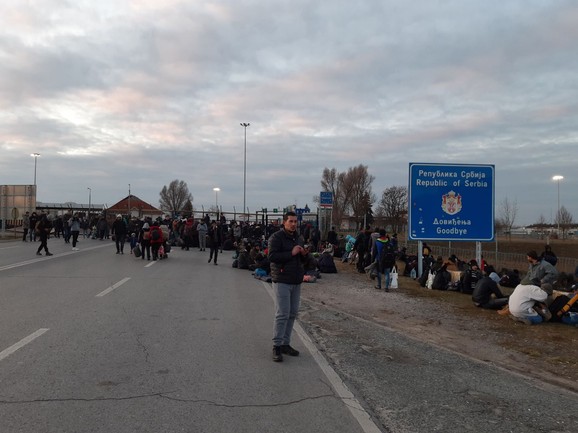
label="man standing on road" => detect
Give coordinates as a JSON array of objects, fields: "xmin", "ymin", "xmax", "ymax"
[
  {"xmin": 268, "ymin": 211, "xmax": 307, "ymax": 362},
  {"xmin": 112, "ymin": 214, "xmax": 128, "ymax": 254},
  {"xmin": 22, "ymin": 211, "xmax": 30, "ymax": 242}
]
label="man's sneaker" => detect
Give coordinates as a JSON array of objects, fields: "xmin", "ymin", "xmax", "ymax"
[
  {"xmin": 36, "ymin": 252, "xmax": 42, "ymax": 256},
  {"xmin": 46, "ymin": 252, "xmax": 53, "ymax": 256},
  {"xmin": 509, "ymin": 314, "xmax": 531, "ymax": 325},
  {"xmin": 272, "ymin": 346, "xmax": 283, "ymax": 362},
  {"xmin": 281, "ymin": 345, "xmax": 299, "ymax": 356}
]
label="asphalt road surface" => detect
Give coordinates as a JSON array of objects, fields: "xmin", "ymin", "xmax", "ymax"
[
  {"xmin": 0, "ymin": 237, "xmax": 377, "ymax": 433},
  {"xmin": 1, "ymin": 235, "xmax": 578, "ymax": 433}
]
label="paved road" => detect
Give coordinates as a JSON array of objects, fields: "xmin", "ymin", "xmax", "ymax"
[
  {"xmin": 2, "ymin": 237, "xmax": 578, "ymax": 433},
  {"xmin": 0, "ymin": 237, "xmax": 377, "ymax": 433}
]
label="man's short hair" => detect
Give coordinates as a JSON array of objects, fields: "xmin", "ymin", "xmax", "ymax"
[{"xmin": 283, "ymin": 211, "xmax": 297, "ymax": 221}]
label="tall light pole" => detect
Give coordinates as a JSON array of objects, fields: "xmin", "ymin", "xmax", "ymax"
[
  {"xmin": 128, "ymin": 184, "xmax": 131, "ymax": 217},
  {"xmin": 552, "ymin": 175, "xmax": 564, "ymax": 235},
  {"xmin": 31, "ymin": 153, "xmax": 40, "ymax": 193},
  {"xmin": 240, "ymin": 123, "xmax": 250, "ymax": 219},
  {"xmin": 87, "ymin": 187, "xmax": 92, "ymax": 220},
  {"xmin": 213, "ymin": 187, "xmax": 220, "ymax": 217}
]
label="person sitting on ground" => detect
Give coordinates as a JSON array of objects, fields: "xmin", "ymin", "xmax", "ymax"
[
  {"xmin": 484, "ymin": 265, "xmax": 501, "ymax": 284},
  {"xmin": 318, "ymin": 244, "xmax": 337, "ymax": 273},
  {"xmin": 540, "ymin": 245, "xmax": 558, "ymax": 267},
  {"xmin": 508, "ymin": 282, "xmax": 553, "ymax": 325},
  {"xmin": 548, "ymin": 287, "xmax": 578, "ymax": 325},
  {"xmin": 431, "ymin": 263, "xmax": 452, "ymax": 290},
  {"xmin": 430, "ymin": 256, "xmax": 444, "ymax": 274},
  {"xmin": 554, "ymin": 272, "xmax": 574, "ymax": 292},
  {"xmin": 472, "ymin": 270, "xmax": 509, "ymax": 310},
  {"xmin": 302, "ymin": 245, "xmax": 320, "ymax": 278},
  {"xmin": 249, "ymin": 244, "xmax": 261, "ymax": 264},
  {"xmin": 460, "ymin": 260, "xmax": 483, "ymax": 294},
  {"xmin": 521, "ymin": 250, "xmax": 559, "ymax": 287},
  {"xmin": 499, "ymin": 268, "xmax": 521, "ymax": 288}
]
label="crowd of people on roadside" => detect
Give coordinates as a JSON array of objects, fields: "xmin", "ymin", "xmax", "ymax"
[{"xmin": 411, "ymin": 243, "xmax": 578, "ymax": 327}]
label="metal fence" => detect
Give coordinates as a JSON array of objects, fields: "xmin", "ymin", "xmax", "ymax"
[{"xmin": 400, "ymin": 242, "xmax": 577, "ymax": 275}]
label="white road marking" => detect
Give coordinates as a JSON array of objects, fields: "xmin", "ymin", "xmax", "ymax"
[
  {"xmin": 261, "ymin": 281, "xmax": 382, "ymax": 433},
  {"xmin": 96, "ymin": 277, "xmax": 131, "ymax": 297},
  {"xmin": 145, "ymin": 261, "xmax": 156, "ymax": 267},
  {"xmin": 0, "ymin": 243, "xmax": 110, "ymax": 272},
  {"xmin": 0, "ymin": 329, "xmax": 50, "ymax": 362}
]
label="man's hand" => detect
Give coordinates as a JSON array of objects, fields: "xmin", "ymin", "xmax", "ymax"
[{"xmin": 292, "ymin": 245, "xmax": 305, "ymax": 256}]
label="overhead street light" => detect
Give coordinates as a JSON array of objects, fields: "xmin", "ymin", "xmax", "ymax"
[
  {"xmin": 87, "ymin": 187, "xmax": 92, "ymax": 220},
  {"xmin": 31, "ymin": 153, "xmax": 40, "ymax": 188},
  {"xmin": 213, "ymin": 187, "xmax": 220, "ymax": 217},
  {"xmin": 240, "ymin": 123, "xmax": 250, "ymax": 219},
  {"xmin": 552, "ymin": 175, "xmax": 564, "ymax": 235}
]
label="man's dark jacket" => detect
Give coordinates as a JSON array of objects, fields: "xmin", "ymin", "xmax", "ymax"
[{"xmin": 268, "ymin": 228, "xmax": 305, "ymax": 284}]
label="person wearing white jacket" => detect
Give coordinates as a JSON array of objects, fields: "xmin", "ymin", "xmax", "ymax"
[{"xmin": 508, "ymin": 283, "xmax": 551, "ymax": 325}]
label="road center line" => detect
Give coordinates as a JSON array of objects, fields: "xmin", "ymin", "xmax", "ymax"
[
  {"xmin": 0, "ymin": 329, "xmax": 50, "ymax": 362},
  {"xmin": 96, "ymin": 277, "xmax": 131, "ymax": 297},
  {"xmin": 0, "ymin": 243, "xmax": 110, "ymax": 273}
]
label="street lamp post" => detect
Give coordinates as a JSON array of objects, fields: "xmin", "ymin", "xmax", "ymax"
[
  {"xmin": 213, "ymin": 187, "xmax": 220, "ymax": 218},
  {"xmin": 31, "ymin": 152, "xmax": 40, "ymax": 188},
  {"xmin": 552, "ymin": 175, "xmax": 564, "ymax": 236},
  {"xmin": 87, "ymin": 187, "xmax": 92, "ymax": 222},
  {"xmin": 240, "ymin": 123, "xmax": 250, "ymax": 219}
]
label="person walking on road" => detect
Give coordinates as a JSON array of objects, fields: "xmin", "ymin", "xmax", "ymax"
[
  {"xmin": 29, "ymin": 211, "xmax": 38, "ymax": 242},
  {"xmin": 69, "ymin": 213, "xmax": 81, "ymax": 251},
  {"xmin": 268, "ymin": 211, "xmax": 307, "ymax": 362},
  {"xmin": 149, "ymin": 221, "xmax": 164, "ymax": 261},
  {"xmin": 35, "ymin": 213, "xmax": 53, "ymax": 256},
  {"xmin": 112, "ymin": 214, "xmax": 128, "ymax": 254},
  {"xmin": 207, "ymin": 220, "xmax": 222, "ymax": 265},
  {"xmin": 139, "ymin": 222, "xmax": 152, "ymax": 260},
  {"xmin": 197, "ymin": 220, "xmax": 208, "ymax": 251}
]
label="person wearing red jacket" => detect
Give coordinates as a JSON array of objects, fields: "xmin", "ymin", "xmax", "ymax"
[{"xmin": 149, "ymin": 221, "xmax": 164, "ymax": 261}]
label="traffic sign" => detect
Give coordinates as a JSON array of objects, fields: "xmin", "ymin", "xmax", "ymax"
[
  {"xmin": 408, "ymin": 163, "xmax": 495, "ymax": 241},
  {"xmin": 320, "ymin": 191, "xmax": 333, "ymax": 208}
]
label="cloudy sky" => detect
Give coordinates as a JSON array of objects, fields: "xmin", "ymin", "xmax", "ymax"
[{"xmin": 1, "ymin": 0, "xmax": 576, "ymax": 226}]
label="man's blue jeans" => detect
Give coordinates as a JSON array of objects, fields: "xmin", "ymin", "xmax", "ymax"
[
  {"xmin": 377, "ymin": 268, "xmax": 391, "ymax": 289},
  {"xmin": 273, "ymin": 282, "xmax": 301, "ymax": 346}
]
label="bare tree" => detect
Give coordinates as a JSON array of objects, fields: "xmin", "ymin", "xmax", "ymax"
[
  {"xmin": 498, "ymin": 197, "xmax": 518, "ymax": 239},
  {"xmin": 376, "ymin": 185, "xmax": 408, "ymax": 233},
  {"xmin": 319, "ymin": 165, "xmax": 375, "ymax": 229},
  {"xmin": 159, "ymin": 180, "xmax": 193, "ymax": 214},
  {"xmin": 182, "ymin": 199, "xmax": 193, "ymax": 217},
  {"xmin": 320, "ymin": 168, "xmax": 344, "ymax": 225},
  {"xmin": 345, "ymin": 165, "xmax": 375, "ymax": 228},
  {"xmin": 556, "ymin": 206, "xmax": 574, "ymax": 239}
]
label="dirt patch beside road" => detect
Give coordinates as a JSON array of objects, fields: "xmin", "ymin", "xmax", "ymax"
[{"xmin": 299, "ymin": 261, "xmax": 578, "ymax": 393}]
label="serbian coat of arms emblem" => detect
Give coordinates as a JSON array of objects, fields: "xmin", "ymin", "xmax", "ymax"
[{"xmin": 441, "ymin": 191, "xmax": 462, "ymax": 215}]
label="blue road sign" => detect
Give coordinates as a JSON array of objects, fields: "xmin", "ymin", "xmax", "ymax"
[
  {"xmin": 320, "ymin": 191, "xmax": 333, "ymax": 207},
  {"xmin": 408, "ymin": 163, "xmax": 495, "ymax": 241}
]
